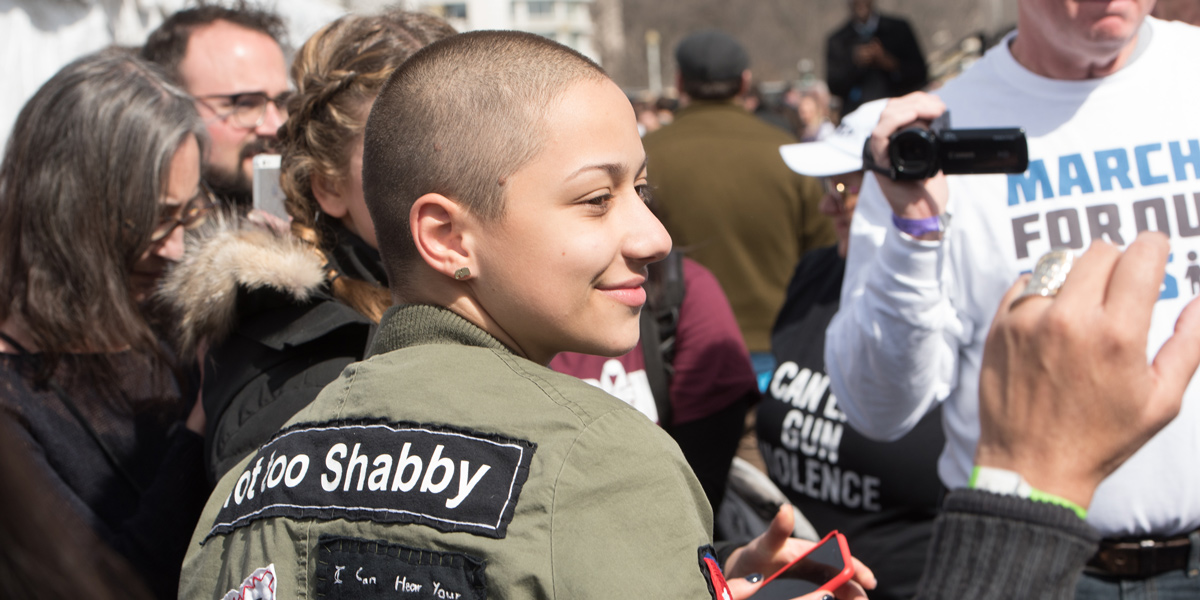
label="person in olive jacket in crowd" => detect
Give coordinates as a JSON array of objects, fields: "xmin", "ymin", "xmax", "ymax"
[{"xmin": 179, "ymin": 30, "xmax": 878, "ymax": 600}]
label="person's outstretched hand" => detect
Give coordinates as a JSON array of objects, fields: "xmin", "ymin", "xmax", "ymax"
[{"xmin": 977, "ymin": 232, "xmax": 1200, "ymax": 509}]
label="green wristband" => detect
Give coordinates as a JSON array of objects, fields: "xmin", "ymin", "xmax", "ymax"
[
  {"xmin": 1027, "ymin": 488, "xmax": 1089, "ymax": 520},
  {"xmin": 969, "ymin": 466, "xmax": 1088, "ymax": 521}
]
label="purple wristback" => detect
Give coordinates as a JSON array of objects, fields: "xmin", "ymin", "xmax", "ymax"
[{"xmin": 891, "ymin": 213, "xmax": 944, "ymax": 237}]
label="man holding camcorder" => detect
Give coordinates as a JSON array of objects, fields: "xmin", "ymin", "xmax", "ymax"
[{"xmin": 826, "ymin": 1, "xmax": 1200, "ymax": 596}]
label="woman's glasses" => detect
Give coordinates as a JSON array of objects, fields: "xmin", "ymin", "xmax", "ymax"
[{"xmin": 150, "ymin": 181, "xmax": 217, "ymax": 243}]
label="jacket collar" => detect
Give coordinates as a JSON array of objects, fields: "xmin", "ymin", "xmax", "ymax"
[
  {"xmin": 369, "ymin": 304, "xmax": 512, "ymax": 357},
  {"xmin": 676, "ymin": 99, "xmax": 742, "ymax": 117}
]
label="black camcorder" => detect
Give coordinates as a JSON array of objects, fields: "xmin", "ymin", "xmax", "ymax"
[{"xmin": 862, "ymin": 112, "xmax": 1029, "ymax": 181}]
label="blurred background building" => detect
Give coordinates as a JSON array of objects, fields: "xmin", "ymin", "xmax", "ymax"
[
  {"xmin": 395, "ymin": 0, "xmax": 599, "ymax": 62},
  {"xmin": 601, "ymin": 0, "xmax": 1017, "ymax": 98},
  {"xmin": 4, "ymin": 0, "xmax": 1198, "ymax": 150}
]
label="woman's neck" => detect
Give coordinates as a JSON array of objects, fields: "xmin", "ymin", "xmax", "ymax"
[{"xmin": 401, "ymin": 272, "xmax": 542, "ymax": 365}]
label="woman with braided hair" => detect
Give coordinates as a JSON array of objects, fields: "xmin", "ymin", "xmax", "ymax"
[{"xmin": 161, "ymin": 10, "xmax": 456, "ymax": 482}]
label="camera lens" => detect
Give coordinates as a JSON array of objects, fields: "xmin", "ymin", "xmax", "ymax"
[
  {"xmin": 889, "ymin": 128, "xmax": 938, "ymax": 179},
  {"xmin": 897, "ymin": 138, "xmax": 931, "ymax": 162}
]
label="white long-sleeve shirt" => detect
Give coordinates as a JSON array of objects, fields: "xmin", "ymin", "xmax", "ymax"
[{"xmin": 827, "ymin": 16, "xmax": 1200, "ymax": 537}]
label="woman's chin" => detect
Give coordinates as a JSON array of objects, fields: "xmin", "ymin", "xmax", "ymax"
[{"xmin": 572, "ymin": 333, "xmax": 640, "ymax": 359}]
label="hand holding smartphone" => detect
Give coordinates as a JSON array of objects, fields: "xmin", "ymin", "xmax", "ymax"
[
  {"xmin": 252, "ymin": 154, "xmax": 288, "ymax": 221},
  {"xmin": 754, "ymin": 531, "xmax": 855, "ymax": 599}
]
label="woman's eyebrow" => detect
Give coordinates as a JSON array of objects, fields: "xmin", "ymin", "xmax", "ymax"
[{"xmin": 567, "ymin": 156, "xmax": 649, "ymax": 182}]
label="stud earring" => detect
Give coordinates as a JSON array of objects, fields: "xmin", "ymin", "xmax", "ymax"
[{"xmin": 454, "ymin": 267, "xmax": 471, "ymax": 280}]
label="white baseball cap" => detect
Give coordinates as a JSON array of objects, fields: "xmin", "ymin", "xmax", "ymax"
[{"xmin": 779, "ymin": 99, "xmax": 888, "ymax": 178}]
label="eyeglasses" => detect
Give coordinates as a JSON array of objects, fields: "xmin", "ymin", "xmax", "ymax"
[
  {"xmin": 194, "ymin": 91, "xmax": 292, "ymax": 129},
  {"xmin": 151, "ymin": 181, "xmax": 217, "ymax": 243},
  {"xmin": 822, "ymin": 178, "xmax": 861, "ymax": 208}
]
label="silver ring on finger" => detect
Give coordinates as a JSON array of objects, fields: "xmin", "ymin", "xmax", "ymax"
[{"xmin": 1014, "ymin": 248, "xmax": 1075, "ymax": 305}]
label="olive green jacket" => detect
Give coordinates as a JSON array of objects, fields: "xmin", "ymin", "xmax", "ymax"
[
  {"xmin": 643, "ymin": 101, "xmax": 834, "ymax": 352},
  {"xmin": 180, "ymin": 305, "xmax": 718, "ymax": 599}
]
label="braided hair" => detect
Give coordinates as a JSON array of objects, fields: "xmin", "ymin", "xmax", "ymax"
[{"xmin": 278, "ymin": 10, "xmax": 455, "ymax": 321}]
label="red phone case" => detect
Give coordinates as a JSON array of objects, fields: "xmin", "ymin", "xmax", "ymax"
[{"xmin": 759, "ymin": 530, "xmax": 855, "ymax": 592}]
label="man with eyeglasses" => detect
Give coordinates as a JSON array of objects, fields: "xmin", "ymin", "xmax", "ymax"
[{"xmin": 142, "ymin": 5, "xmax": 290, "ymax": 207}]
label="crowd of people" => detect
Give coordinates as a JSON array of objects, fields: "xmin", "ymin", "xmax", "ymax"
[{"xmin": 2, "ymin": 1, "xmax": 1199, "ymax": 599}]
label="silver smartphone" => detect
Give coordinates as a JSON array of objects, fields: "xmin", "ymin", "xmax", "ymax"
[{"xmin": 252, "ymin": 154, "xmax": 288, "ymax": 220}]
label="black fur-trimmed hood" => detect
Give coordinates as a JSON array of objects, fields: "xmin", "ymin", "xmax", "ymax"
[{"xmin": 158, "ymin": 217, "xmax": 327, "ymax": 357}]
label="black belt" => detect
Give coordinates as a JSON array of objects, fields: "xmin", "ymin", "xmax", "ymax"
[{"xmin": 1086, "ymin": 531, "xmax": 1195, "ymax": 578}]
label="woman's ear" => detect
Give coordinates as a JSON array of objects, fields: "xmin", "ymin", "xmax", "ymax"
[
  {"xmin": 311, "ymin": 171, "xmax": 349, "ymax": 219},
  {"xmin": 410, "ymin": 193, "xmax": 474, "ymax": 280}
]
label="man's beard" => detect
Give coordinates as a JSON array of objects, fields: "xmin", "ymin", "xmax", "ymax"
[
  {"xmin": 204, "ymin": 138, "xmax": 278, "ymax": 209},
  {"xmin": 204, "ymin": 161, "xmax": 252, "ymax": 208}
]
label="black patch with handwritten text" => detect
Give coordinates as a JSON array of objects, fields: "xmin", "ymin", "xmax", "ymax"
[{"xmin": 315, "ymin": 535, "xmax": 487, "ymax": 599}]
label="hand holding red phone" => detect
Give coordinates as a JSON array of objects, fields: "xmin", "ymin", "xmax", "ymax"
[
  {"xmin": 758, "ymin": 530, "xmax": 853, "ymax": 590},
  {"xmin": 724, "ymin": 505, "xmax": 874, "ymax": 600}
]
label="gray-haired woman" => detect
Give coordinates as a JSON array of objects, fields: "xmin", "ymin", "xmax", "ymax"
[{"xmin": 0, "ymin": 49, "xmax": 213, "ymax": 598}]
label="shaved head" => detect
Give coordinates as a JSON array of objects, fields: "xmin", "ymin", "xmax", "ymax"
[{"xmin": 362, "ymin": 30, "xmax": 607, "ymax": 293}]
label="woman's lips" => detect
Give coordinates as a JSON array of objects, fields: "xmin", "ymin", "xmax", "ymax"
[{"xmin": 598, "ymin": 280, "xmax": 648, "ymax": 307}]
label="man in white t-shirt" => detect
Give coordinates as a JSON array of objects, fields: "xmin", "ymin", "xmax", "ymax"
[{"xmin": 826, "ymin": 1, "xmax": 1200, "ymax": 595}]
